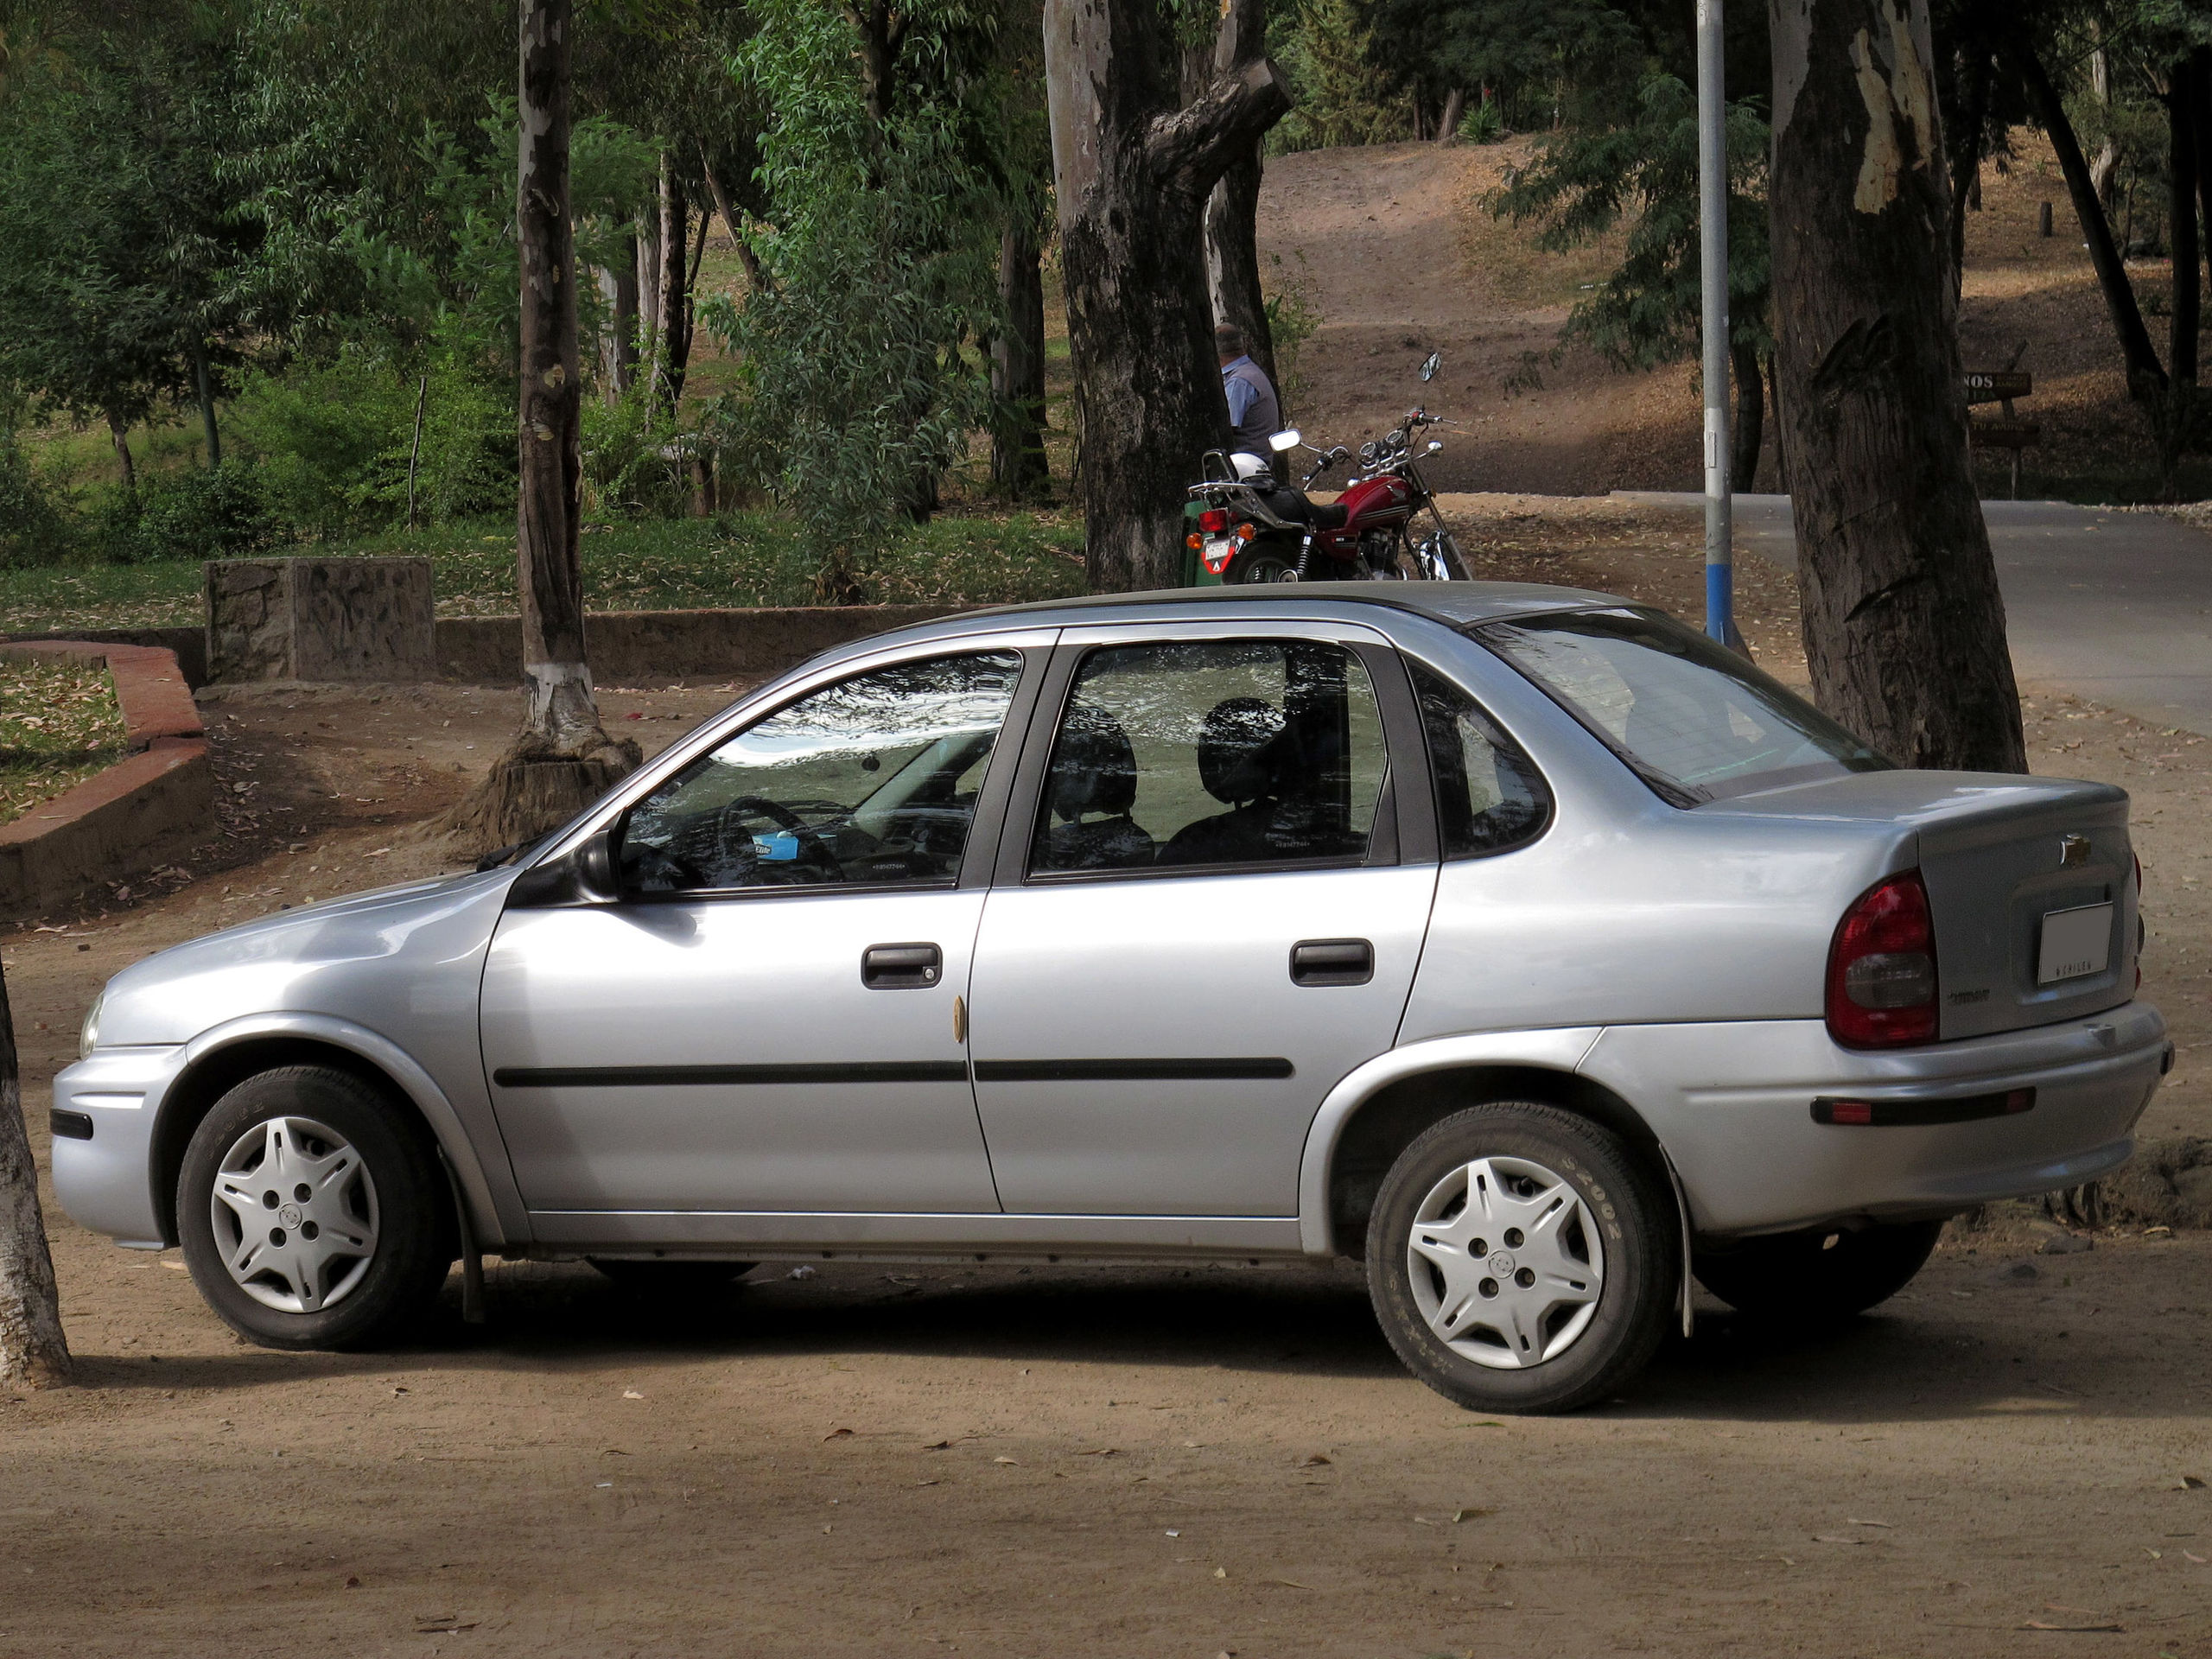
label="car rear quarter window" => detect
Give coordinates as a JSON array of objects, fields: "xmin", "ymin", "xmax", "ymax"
[
  {"xmin": 1473, "ymin": 607, "xmax": 1891, "ymax": 805},
  {"xmin": 1408, "ymin": 664, "xmax": 1551, "ymax": 857}
]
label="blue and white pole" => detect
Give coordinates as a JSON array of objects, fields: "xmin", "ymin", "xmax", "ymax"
[{"xmin": 1695, "ymin": 0, "xmax": 1743, "ymax": 652}]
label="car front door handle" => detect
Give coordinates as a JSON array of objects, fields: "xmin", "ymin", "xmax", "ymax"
[
  {"xmin": 1290, "ymin": 938, "xmax": 1374, "ymax": 987},
  {"xmin": 862, "ymin": 942, "xmax": 943, "ymax": 988}
]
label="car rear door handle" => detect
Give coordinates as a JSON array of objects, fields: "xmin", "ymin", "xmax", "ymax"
[
  {"xmin": 1290, "ymin": 938, "xmax": 1373, "ymax": 987},
  {"xmin": 862, "ymin": 942, "xmax": 943, "ymax": 988}
]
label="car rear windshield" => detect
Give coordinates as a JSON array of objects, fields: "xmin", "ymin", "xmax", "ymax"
[{"xmin": 1471, "ymin": 607, "xmax": 1893, "ymax": 805}]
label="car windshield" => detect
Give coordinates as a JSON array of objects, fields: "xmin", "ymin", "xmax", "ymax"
[{"xmin": 1472, "ymin": 607, "xmax": 1892, "ymax": 804}]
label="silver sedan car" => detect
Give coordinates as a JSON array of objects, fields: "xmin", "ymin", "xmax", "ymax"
[{"xmin": 51, "ymin": 586, "xmax": 2170, "ymax": 1412}]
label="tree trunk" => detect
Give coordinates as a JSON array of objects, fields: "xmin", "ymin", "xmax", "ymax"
[
  {"xmin": 1731, "ymin": 335, "xmax": 1764, "ymax": 486},
  {"xmin": 1945, "ymin": 46, "xmax": 1991, "ymax": 298},
  {"xmin": 1436, "ymin": 86, "xmax": 1465, "ymax": 142},
  {"xmin": 604, "ymin": 233, "xmax": 639, "ymax": 398},
  {"xmin": 699, "ymin": 162, "xmax": 766, "ymax": 294},
  {"xmin": 992, "ymin": 222, "xmax": 1049, "ymax": 496},
  {"xmin": 652, "ymin": 163, "xmax": 690, "ymax": 416},
  {"xmin": 1769, "ymin": 0, "xmax": 2025, "ymax": 773},
  {"xmin": 2165, "ymin": 55, "xmax": 2201, "ymax": 486},
  {"xmin": 446, "ymin": 0, "xmax": 636, "ymax": 855},
  {"xmin": 1200, "ymin": 0, "xmax": 1279, "ymax": 396},
  {"xmin": 2090, "ymin": 43, "xmax": 2120, "ymax": 219},
  {"xmin": 105, "ymin": 411, "xmax": 135, "ymax": 492},
  {"xmin": 0, "ymin": 961, "xmax": 69, "ymax": 1389},
  {"xmin": 1046, "ymin": 0, "xmax": 1292, "ymax": 591},
  {"xmin": 2009, "ymin": 40, "xmax": 2166, "ymax": 398},
  {"xmin": 192, "ymin": 344, "xmax": 221, "ymax": 468}
]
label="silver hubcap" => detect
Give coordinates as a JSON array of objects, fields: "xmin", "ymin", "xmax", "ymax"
[
  {"xmin": 1405, "ymin": 1154, "xmax": 1605, "ymax": 1370},
  {"xmin": 209, "ymin": 1116, "xmax": 380, "ymax": 1314}
]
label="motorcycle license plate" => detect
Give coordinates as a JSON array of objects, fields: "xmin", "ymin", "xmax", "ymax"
[{"xmin": 1201, "ymin": 537, "xmax": 1237, "ymax": 575}]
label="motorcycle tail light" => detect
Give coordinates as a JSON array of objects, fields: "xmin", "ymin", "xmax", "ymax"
[
  {"xmin": 1235, "ymin": 523, "xmax": 1256, "ymax": 542},
  {"xmin": 1826, "ymin": 871, "xmax": 1939, "ymax": 1048},
  {"xmin": 1198, "ymin": 509, "xmax": 1231, "ymax": 534},
  {"xmin": 1185, "ymin": 532, "xmax": 1203, "ymax": 550}
]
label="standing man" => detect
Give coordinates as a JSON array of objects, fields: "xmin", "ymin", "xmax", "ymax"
[{"xmin": 1217, "ymin": 323, "xmax": 1281, "ymax": 461}]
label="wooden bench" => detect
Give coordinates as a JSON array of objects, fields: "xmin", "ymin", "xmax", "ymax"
[{"xmin": 1964, "ymin": 369, "xmax": 2037, "ymax": 499}]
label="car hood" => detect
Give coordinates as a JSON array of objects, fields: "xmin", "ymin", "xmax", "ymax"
[{"xmin": 94, "ymin": 867, "xmax": 520, "ymax": 1048}]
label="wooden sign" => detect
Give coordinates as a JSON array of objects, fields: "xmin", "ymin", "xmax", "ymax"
[{"xmin": 1962, "ymin": 370, "xmax": 2032, "ymax": 404}]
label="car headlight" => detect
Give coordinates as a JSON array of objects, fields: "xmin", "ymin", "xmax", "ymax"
[{"xmin": 79, "ymin": 994, "xmax": 103, "ymax": 1059}]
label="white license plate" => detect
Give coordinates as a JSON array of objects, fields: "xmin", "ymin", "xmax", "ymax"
[{"xmin": 2037, "ymin": 901, "xmax": 2113, "ymax": 984}]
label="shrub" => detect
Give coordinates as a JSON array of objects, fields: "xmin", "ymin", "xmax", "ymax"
[
  {"xmin": 95, "ymin": 461, "xmax": 282, "ymax": 564},
  {"xmin": 1459, "ymin": 92, "xmax": 1505, "ymax": 144},
  {"xmin": 0, "ymin": 436, "xmax": 75, "ymax": 568}
]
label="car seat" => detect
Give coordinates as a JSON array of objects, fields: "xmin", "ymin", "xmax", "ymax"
[
  {"xmin": 1040, "ymin": 704, "xmax": 1157, "ymax": 870},
  {"xmin": 1157, "ymin": 696, "xmax": 1288, "ymax": 866}
]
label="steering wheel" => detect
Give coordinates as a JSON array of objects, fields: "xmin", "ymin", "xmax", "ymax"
[{"xmin": 717, "ymin": 795, "xmax": 846, "ymax": 882}]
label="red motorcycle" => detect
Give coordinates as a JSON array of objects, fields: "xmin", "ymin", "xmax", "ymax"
[{"xmin": 1185, "ymin": 351, "xmax": 1471, "ymax": 584}]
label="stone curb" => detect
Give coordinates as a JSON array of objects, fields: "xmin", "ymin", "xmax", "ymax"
[{"xmin": 1, "ymin": 641, "xmax": 215, "ymax": 921}]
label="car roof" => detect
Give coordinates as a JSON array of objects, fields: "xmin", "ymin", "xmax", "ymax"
[{"xmin": 858, "ymin": 581, "xmax": 1626, "ymax": 652}]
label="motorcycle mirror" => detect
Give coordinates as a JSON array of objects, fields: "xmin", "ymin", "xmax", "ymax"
[
  {"xmin": 1426, "ymin": 440, "xmax": 1443, "ymax": 453},
  {"xmin": 1420, "ymin": 350, "xmax": 1442, "ymax": 382},
  {"xmin": 1268, "ymin": 429, "xmax": 1301, "ymax": 453}
]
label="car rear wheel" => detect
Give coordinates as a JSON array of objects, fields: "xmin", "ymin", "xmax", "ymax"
[
  {"xmin": 178, "ymin": 1066, "xmax": 453, "ymax": 1351},
  {"xmin": 1365, "ymin": 1103, "xmax": 1676, "ymax": 1414},
  {"xmin": 1693, "ymin": 1220, "xmax": 1942, "ymax": 1321},
  {"xmin": 588, "ymin": 1258, "xmax": 756, "ymax": 1294}
]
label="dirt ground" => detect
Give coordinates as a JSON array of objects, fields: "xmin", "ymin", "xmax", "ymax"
[
  {"xmin": 5, "ymin": 524, "xmax": 2212, "ymax": 1656},
  {"xmin": 1260, "ymin": 134, "xmax": 2182, "ymax": 499}
]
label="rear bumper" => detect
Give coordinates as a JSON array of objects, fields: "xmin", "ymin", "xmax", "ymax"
[{"xmin": 1580, "ymin": 1002, "xmax": 2169, "ymax": 1236}]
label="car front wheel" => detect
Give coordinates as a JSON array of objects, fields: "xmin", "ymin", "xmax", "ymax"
[
  {"xmin": 178, "ymin": 1066, "xmax": 454, "ymax": 1351},
  {"xmin": 1692, "ymin": 1220, "xmax": 1942, "ymax": 1322},
  {"xmin": 1365, "ymin": 1103, "xmax": 1676, "ymax": 1414}
]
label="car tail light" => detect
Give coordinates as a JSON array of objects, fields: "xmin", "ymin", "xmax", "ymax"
[
  {"xmin": 1198, "ymin": 508, "xmax": 1231, "ymax": 534},
  {"xmin": 1826, "ymin": 871, "xmax": 1938, "ymax": 1048}
]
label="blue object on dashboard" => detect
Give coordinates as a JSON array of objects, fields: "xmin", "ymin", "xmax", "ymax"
[{"xmin": 753, "ymin": 831, "xmax": 800, "ymax": 861}]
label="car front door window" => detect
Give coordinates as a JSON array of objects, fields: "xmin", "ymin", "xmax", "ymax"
[{"xmin": 621, "ymin": 651, "xmax": 1023, "ymax": 893}]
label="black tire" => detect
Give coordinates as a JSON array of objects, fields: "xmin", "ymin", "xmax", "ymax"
[
  {"xmin": 588, "ymin": 1258, "xmax": 756, "ymax": 1294},
  {"xmin": 177, "ymin": 1066, "xmax": 454, "ymax": 1351},
  {"xmin": 1225, "ymin": 542, "xmax": 1300, "ymax": 583},
  {"xmin": 1693, "ymin": 1220, "xmax": 1942, "ymax": 1321},
  {"xmin": 1364, "ymin": 1103, "xmax": 1676, "ymax": 1414}
]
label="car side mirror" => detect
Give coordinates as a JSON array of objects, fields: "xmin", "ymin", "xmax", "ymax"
[
  {"xmin": 1420, "ymin": 351, "xmax": 1441, "ymax": 382},
  {"xmin": 507, "ymin": 824, "xmax": 622, "ymax": 908},
  {"xmin": 1269, "ymin": 428, "xmax": 1301, "ymax": 453}
]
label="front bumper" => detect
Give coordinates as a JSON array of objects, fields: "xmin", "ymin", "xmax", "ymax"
[
  {"xmin": 48, "ymin": 1046, "xmax": 186, "ymax": 1248},
  {"xmin": 1580, "ymin": 1001, "xmax": 2169, "ymax": 1236}
]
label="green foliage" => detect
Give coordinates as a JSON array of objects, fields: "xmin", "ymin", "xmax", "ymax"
[
  {"xmin": 0, "ymin": 429, "xmax": 75, "ymax": 569},
  {"xmin": 1459, "ymin": 90, "xmax": 1505, "ymax": 143},
  {"xmin": 1270, "ymin": 0, "xmax": 1414, "ymax": 153},
  {"xmin": 93, "ymin": 461, "xmax": 281, "ymax": 565},
  {"xmin": 1369, "ymin": 0, "xmax": 1638, "ymax": 137},
  {"xmin": 582, "ymin": 378, "xmax": 688, "ymax": 518},
  {"xmin": 1491, "ymin": 72, "xmax": 1770, "ymax": 375},
  {"xmin": 0, "ymin": 22, "xmax": 257, "ymax": 436},
  {"xmin": 706, "ymin": 0, "xmax": 1006, "ymax": 590}
]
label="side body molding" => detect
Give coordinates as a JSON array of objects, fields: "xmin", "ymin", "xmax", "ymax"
[
  {"xmin": 161, "ymin": 1013, "xmax": 519, "ymax": 1247},
  {"xmin": 1295, "ymin": 1027, "xmax": 1608, "ymax": 1255}
]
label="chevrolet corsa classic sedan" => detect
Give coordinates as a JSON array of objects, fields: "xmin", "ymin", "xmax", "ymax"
[{"xmin": 52, "ymin": 586, "xmax": 2171, "ymax": 1412}]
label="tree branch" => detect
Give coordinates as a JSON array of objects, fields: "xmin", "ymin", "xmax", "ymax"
[{"xmin": 1144, "ymin": 58, "xmax": 1291, "ymax": 198}]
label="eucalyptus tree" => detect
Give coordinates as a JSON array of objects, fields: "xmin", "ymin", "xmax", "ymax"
[{"xmin": 0, "ymin": 961, "xmax": 69, "ymax": 1390}]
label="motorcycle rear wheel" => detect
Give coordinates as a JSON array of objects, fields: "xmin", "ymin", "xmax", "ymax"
[{"xmin": 1225, "ymin": 544, "xmax": 1300, "ymax": 583}]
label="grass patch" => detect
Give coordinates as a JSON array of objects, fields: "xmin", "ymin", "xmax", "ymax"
[
  {"xmin": 0, "ymin": 508, "xmax": 1090, "ymax": 635},
  {"xmin": 0, "ymin": 657, "xmax": 130, "ymax": 827}
]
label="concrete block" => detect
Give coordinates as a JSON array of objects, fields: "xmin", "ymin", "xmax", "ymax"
[{"xmin": 207, "ymin": 556, "xmax": 435, "ymax": 683}]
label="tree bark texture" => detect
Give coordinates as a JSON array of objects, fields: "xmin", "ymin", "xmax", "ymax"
[
  {"xmin": 1731, "ymin": 336, "xmax": 1764, "ymax": 486},
  {"xmin": 1201, "ymin": 0, "xmax": 1278, "ymax": 393},
  {"xmin": 2165, "ymin": 55, "xmax": 2201, "ymax": 486},
  {"xmin": 2010, "ymin": 40, "xmax": 2165, "ymax": 397},
  {"xmin": 991, "ymin": 223, "xmax": 1050, "ymax": 495},
  {"xmin": 1045, "ymin": 0, "xmax": 1292, "ymax": 591},
  {"xmin": 0, "ymin": 962, "xmax": 70, "ymax": 1389},
  {"xmin": 1769, "ymin": 0, "xmax": 2025, "ymax": 772}
]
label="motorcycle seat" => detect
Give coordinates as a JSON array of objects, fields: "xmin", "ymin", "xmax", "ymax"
[{"xmin": 1308, "ymin": 500, "xmax": 1350, "ymax": 531}]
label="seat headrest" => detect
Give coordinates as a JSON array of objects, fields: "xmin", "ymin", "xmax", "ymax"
[
  {"xmin": 1198, "ymin": 696, "xmax": 1286, "ymax": 805},
  {"xmin": 1048, "ymin": 704, "xmax": 1139, "ymax": 822}
]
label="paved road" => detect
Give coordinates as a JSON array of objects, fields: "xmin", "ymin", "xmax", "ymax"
[{"xmin": 1616, "ymin": 493, "xmax": 2212, "ymax": 737}]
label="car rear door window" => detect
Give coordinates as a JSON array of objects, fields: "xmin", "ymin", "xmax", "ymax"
[
  {"xmin": 1409, "ymin": 664, "xmax": 1550, "ymax": 856},
  {"xmin": 1475, "ymin": 607, "xmax": 1891, "ymax": 804},
  {"xmin": 1029, "ymin": 639, "xmax": 1387, "ymax": 874},
  {"xmin": 620, "ymin": 651, "xmax": 1023, "ymax": 892}
]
